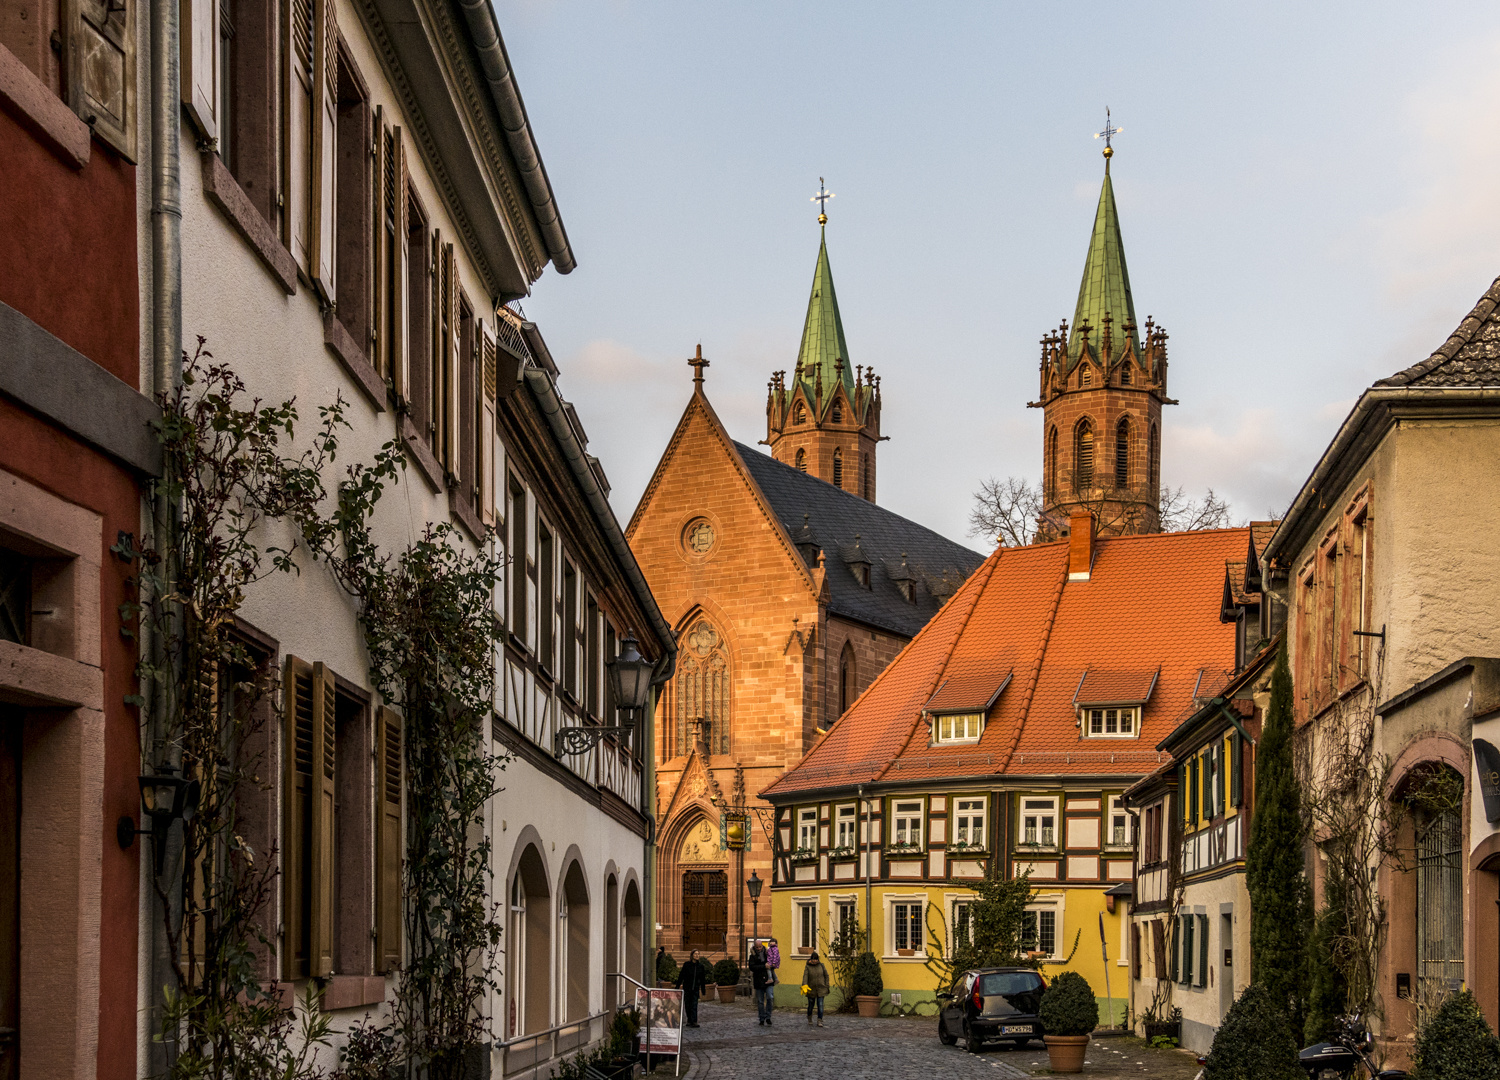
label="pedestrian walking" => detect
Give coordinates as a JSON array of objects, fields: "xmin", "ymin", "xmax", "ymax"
[
  {"xmin": 675, "ymin": 948, "xmax": 709, "ymax": 1027},
  {"xmin": 802, "ymin": 951, "xmax": 830, "ymax": 1027},
  {"xmin": 749, "ymin": 943, "xmax": 774, "ymax": 1025}
]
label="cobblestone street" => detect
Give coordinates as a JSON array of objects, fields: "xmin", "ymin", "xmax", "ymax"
[{"xmin": 643, "ymin": 997, "xmax": 1203, "ymax": 1079}]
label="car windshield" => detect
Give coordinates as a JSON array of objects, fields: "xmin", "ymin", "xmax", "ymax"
[{"xmin": 979, "ymin": 972, "xmax": 1043, "ymax": 996}]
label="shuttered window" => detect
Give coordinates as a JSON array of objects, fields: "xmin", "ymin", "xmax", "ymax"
[
  {"xmin": 375, "ymin": 706, "xmax": 403, "ymax": 973},
  {"xmin": 282, "ymin": 656, "xmax": 335, "ymax": 979},
  {"xmin": 1074, "ymin": 419, "xmax": 1094, "ymax": 491},
  {"xmin": 1197, "ymin": 913, "xmax": 1210, "ymax": 988},
  {"xmin": 1152, "ymin": 919, "xmax": 1167, "ymax": 980}
]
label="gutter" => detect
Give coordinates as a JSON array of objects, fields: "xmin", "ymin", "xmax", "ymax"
[{"xmin": 454, "ymin": 0, "xmax": 575, "ymax": 274}]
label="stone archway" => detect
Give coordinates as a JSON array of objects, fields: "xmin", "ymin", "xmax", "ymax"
[
  {"xmin": 509, "ymin": 843, "xmax": 551, "ymax": 1036},
  {"xmin": 623, "ymin": 878, "xmax": 643, "ymax": 986},
  {"xmin": 561, "ymin": 860, "xmax": 590, "ymax": 1021},
  {"xmin": 667, "ymin": 815, "xmax": 729, "ymax": 951},
  {"xmin": 604, "ymin": 873, "xmax": 620, "ymax": 1008}
]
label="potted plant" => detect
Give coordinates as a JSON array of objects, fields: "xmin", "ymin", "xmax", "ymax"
[
  {"xmin": 852, "ymin": 951, "xmax": 883, "ymax": 1018},
  {"xmin": 712, "ymin": 957, "xmax": 740, "ymax": 1003},
  {"xmin": 828, "ymin": 844, "xmax": 856, "ymax": 860},
  {"xmin": 605, "ymin": 1008, "xmax": 640, "ymax": 1080},
  {"xmin": 1039, "ymin": 970, "xmax": 1098, "ymax": 1074},
  {"xmin": 1142, "ymin": 1002, "xmax": 1181, "ymax": 1043},
  {"xmin": 655, "ymin": 950, "xmax": 678, "ymax": 989},
  {"xmin": 790, "ymin": 846, "xmax": 819, "ymax": 863}
]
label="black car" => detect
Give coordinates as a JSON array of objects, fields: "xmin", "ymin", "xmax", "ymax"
[{"xmin": 937, "ymin": 968, "xmax": 1046, "ymax": 1052}]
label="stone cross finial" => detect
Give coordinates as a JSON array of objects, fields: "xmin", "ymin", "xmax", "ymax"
[{"xmin": 688, "ymin": 344, "xmax": 710, "ymax": 386}]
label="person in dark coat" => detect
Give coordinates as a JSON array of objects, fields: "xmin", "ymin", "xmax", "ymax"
[
  {"xmin": 749, "ymin": 943, "xmax": 774, "ymax": 1025},
  {"xmin": 675, "ymin": 948, "xmax": 708, "ymax": 1027}
]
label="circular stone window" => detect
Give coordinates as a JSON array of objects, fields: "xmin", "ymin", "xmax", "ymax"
[{"xmin": 684, "ymin": 518, "xmax": 716, "ymax": 556}]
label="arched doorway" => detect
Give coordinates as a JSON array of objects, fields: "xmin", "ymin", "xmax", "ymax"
[
  {"xmin": 676, "ymin": 817, "xmax": 729, "ymax": 949},
  {"xmin": 562, "ymin": 861, "xmax": 590, "ymax": 1021},
  {"xmin": 604, "ymin": 874, "xmax": 620, "ymax": 1008},
  {"xmin": 509, "ymin": 844, "xmax": 551, "ymax": 1037},
  {"xmin": 623, "ymin": 880, "xmax": 643, "ymax": 985}
]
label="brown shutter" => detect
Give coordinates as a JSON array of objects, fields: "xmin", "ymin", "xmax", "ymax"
[
  {"xmin": 309, "ymin": 0, "xmax": 338, "ymax": 300},
  {"xmin": 480, "ymin": 325, "xmax": 496, "ymax": 525},
  {"xmin": 181, "ymin": 0, "xmax": 218, "ymax": 139},
  {"xmin": 281, "ymin": 655, "xmax": 315, "ymax": 980},
  {"xmin": 444, "ymin": 244, "xmax": 459, "ymax": 474},
  {"xmin": 283, "ymin": 0, "xmax": 314, "ymax": 266},
  {"xmin": 1151, "ymin": 919, "xmax": 1168, "ymax": 980},
  {"xmin": 374, "ymin": 705, "xmax": 403, "ymax": 973},
  {"xmin": 392, "ymin": 130, "xmax": 410, "ymax": 402},
  {"xmin": 309, "ymin": 661, "xmax": 337, "ymax": 978},
  {"xmin": 64, "ymin": 0, "xmax": 137, "ymax": 157}
]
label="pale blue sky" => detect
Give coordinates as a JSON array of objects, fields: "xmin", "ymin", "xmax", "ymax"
[{"xmin": 502, "ymin": 1, "xmax": 1500, "ymax": 544}]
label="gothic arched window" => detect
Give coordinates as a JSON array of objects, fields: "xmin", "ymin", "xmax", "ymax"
[
  {"xmin": 833, "ymin": 448, "xmax": 844, "ymax": 488},
  {"xmin": 862, "ymin": 454, "xmax": 870, "ymax": 498},
  {"xmin": 795, "ymin": 448, "xmax": 807, "ymax": 472},
  {"xmin": 1115, "ymin": 416, "xmax": 1131, "ymax": 489},
  {"xmin": 1047, "ymin": 426, "xmax": 1058, "ymax": 501},
  {"xmin": 1120, "ymin": 364, "xmax": 1132, "ymax": 386},
  {"xmin": 839, "ymin": 641, "xmax": 857, "ymax": 717},
  {"xmin": 675, "ymin": 620, "xmax": 730, "ymax": 756},
  {"xmin": 832, "ymin": 400, "xmax": 843, "ymax": 423},
  {"xmin": 1148, "ymin": 423, "xmax": 1160, "ymax": 491},
  {"xmin": 793, "ymin": 401, "xmax": 806, "ymax": 425},
  {"xmin": 1081, "ymin": 367, "xmax": 1092, "ymax": 387},
  {"xmin": 1074, "ymin": 419, "xmax": 1094, "ymax": 492}
]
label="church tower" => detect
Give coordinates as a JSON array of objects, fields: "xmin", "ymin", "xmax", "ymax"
[
  {"xmin": 1032, "ymin": 137, "xmax": 1175, "ymax": 536},
  {"xmin": 766, "ymin": 199, "xmax": 882, "ymax": 502}
]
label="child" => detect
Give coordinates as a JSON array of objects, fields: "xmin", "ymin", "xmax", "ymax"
[{"xmin": 766, "ymin": 937, "xmax": 781, "ymax": 986}]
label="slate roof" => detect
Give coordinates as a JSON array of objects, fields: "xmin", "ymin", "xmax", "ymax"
[
  {"xmin": 1377, "ymin": 274, "xmax": 1500, "ymax": 387},
  {"xmin": 761, "ymin": 527, "xmax": 1246, "ymax": 798},
  {"xmin": 733, "ymin": 442, "xmax": 984, "ymax": 638}
]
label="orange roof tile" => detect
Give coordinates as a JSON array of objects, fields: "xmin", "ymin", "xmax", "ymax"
[
  {"xmin": 925, "ymin": 666, "xmax": 1013, "ymax": 713},
  {"xmin": 760, "ymin": 526, "xmax": 1250, "ymax": 797}
]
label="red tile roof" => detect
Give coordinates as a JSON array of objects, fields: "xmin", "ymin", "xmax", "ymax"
[
  {"xmin": 760, "ymin": 526, "xmax": 1249, "ymax": 797},
  {"xmin": 1074, "ymin": 669, "xmax": 1159, "ymax": 706},
  {"xmin": 925, "ymin": 666, "xmax": 1013, "ymax": 713}
]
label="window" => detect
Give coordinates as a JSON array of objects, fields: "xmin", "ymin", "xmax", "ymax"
[
  {"xmin": 407, "ymin": 194, "xmax": 432, "ymax": 440},
  {"xmin": 585, "ymin": 595, "xmax": 600, "ymax": 715},
  {"xmin": 1081, "ymin": 368, "xmax": 1092, "ymax": 387},
  {"xmin": 1108, "ymin": 796, "xmax": 1131, "ymax": 847},
  {"xmin": 674, "ymin": 619, "xmax": 730, "ymax": 755},
  {"xmin": 832, "ymin": 401, "xmax": 843, "ymax": 423},
  {"xmin": 834, "ymin": 804, "xmax": 857, "ymax": 850},
  {"xmin": 562, "ymin": 562, "xmax": 578, "ymax": 697},
  {"xmin": 797, "ymin": 808, "xmax": 818, "ymax": 852},
  {"xmin": 537, "ymin": 525, "xmax": 554, "ymax": 673},
  {"xmin": 892, "ymin": 901, "xmax": 924, "ymax": 955},
  {"xmin": 797, "ymin": 902, "xmax": 817, "ymax": 952},
  {"xmin": 833, "ymin": 448, "xmax": 844, "ymax": 488},
  {"xmin": 332, "ymin": 44, "xmax": 372, "ymax": 349},
  {"xmin": 953, "ymin": 798, "xmax": 985, "ymax": 849},
  {"xmin": 952, "ymin": 899, "xmax": 973, "ymax": 950},
  {"xmin": 455, "ymin": 296, "xmax": 478, "ymax": 506},
  {"xmin": 1204, "ymin": 745, "xmax": 1219, "ymax": 819},
  {"xmin": 507, "ymin": 479, "xmax": 526, "ymax": 641},
  {"xmin": 838, "ymin": 641, "xmax": 856, "ymax": 717},
  {"xmin": 1020, "ymin": 798, "xmax": 1056, "ymax": 847},
  {"xmin": 1086, "ymin": 707, "xmax": 1137, "ymax": 737},
  {"xmin": 795, "ymin": 448, "xmax": 807, "ymax": 472},
  {"xmin": 891, "ymin": 801, "xmax": 923, "ymax": 849},
  {"xmin": 1417, "ymin": 805, "xmax": 1464, "ymax": 997},
  {"xmin": 1022, "ymin": 905, "xmax": 1058, "ymax": 957},
  {"xmin": 1148, "ymin": 424, "xmax": 1160, "ymax": 492},
  {"xmin": 1074, "ymin": 419, "xmax": 1094, "ymax": 491},
  {"xmin": 934, "ymin": 712, "xmax": 984, "ymax": 744},
  {"xmin": 793, "ymin": 402, "xmax": 806, "ymax": 425},
  {"xmin": 834, "ymin": 900, "xmax": 856, "ymax": 943},
  {"xmin": 1120, "ymin": 363, "xmax": 1132, "ymax": 386},
  {"xmin": 1114, "ymin": 416, "xmax": 1131, "ymax": 488},
  {"xmin": 1142, "ymin": 802, "xmax": 1163, "ymax": 864}
]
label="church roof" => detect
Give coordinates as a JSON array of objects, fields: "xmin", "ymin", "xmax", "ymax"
[
  {"xmin": 792, "ymin": 231, "xmax": 855, "ymax": 395},
  {"xmin": 733, "ymin": 442, "xmax": 984, "ymax": 638},
  {"xmin": 1068, "ymin": 165, "xmax": 1138, "ymax": 367},
  {"xmin": 1377, "ymin": 273, "xmax": 1500, "ymax": 387}
]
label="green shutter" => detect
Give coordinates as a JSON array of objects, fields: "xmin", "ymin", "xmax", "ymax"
[
  {"xmin": 1182, "ymin": 914, "xmax": 1194, "ymax": 985},
  {"xmin": 1169, "ymin": 917, "xmax": 1179, "ymax": 982},
  {"xmin": 1198, "ymin": 914, "xmax": 1210, "ymax": 988}
]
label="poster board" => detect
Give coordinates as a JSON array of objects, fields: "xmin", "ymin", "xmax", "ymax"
[{"xmin": 635, "ymin": 987, "xmax": 684, "ymax": 1056}]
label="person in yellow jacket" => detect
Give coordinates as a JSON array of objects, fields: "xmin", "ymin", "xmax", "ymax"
[{"xmin": 801, "ymin": 951, "xmax": 830, "ymax": 1027}]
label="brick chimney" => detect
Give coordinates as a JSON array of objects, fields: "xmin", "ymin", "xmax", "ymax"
[{"xmin": 1068, "ymin": 509, "xmax": 1096, "ymax": 581}]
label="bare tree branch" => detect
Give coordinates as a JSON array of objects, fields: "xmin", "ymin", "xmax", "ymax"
[
  {"xmin": 969, "ymin": 475, "xmax": 1237, "ymax": 544},
  {"xmin": 1159, "ymin": 485, "xmax": 1234, "ymax": 532},
  {"xmin": 967, "ymin": 476, "xmax": 1043, "ymax": 547}
]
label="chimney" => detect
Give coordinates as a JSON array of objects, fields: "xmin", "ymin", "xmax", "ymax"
[{"xmin": 1068, "ymin": 509, "xmax": 1096, "ymax": 581}]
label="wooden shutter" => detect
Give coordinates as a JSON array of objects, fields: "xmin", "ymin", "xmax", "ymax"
[
  {"xmin": 181, "ymin": 0, "xmax": 217, "ymax": 139},
  {"xmin": 309, "ymin": 0, "xmax": 338, "ymax": 300},
  {"xmin": 283, "ymin": 0, "xmax": 314, "ymax": 267},
  {"xmin": 1196, "ymin": 914, "xmax": 1209, "ymax": 988},
  {"xmin": 374, "ymin": 706, "xmax": 403, "ymax": 972},
  {"xmin": 444, "ymin": 244, "xmax": 459, "ymax": 473},
  {"xmin": 1230, "ymin": 733, "xmax": 1243, "ymax": 807},
  {"xmin": 480, "ymin": 325, "xmax": 496, "ymax": 524},
  {"xmin": 1152, "ymin": 919, "xmax": 1168, "ymax": 980},
  {"xmin": 389, "ymin": 127, "xmax": 410, "ymax": 401},
  {"xmin": 309, "ymin": 662, "xmax": 336, "ymax": 977},
  {"xmin": 1168, "ymin": 917, "xmax": 1178, "ymax": 982},
  {"xmin": 281, "ymin": 655, "xmax": 315, "ymax": 980},
  {"xmin": 64, "ymin": 0, "xmax": 137, "ymax": 157},
  {"xmin": 373, "ymin": 106, "xmax": 387, "ymax": 377},
  {"xmin": 1131, "ymin": 922, "xmax": 1141, "ymax": 979}
]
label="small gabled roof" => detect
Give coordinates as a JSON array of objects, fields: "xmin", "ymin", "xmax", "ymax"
[
  {"xmin": 1074, "ymin": 668, "xmax": 1160, "ymax": 707},
  {"xmin": 925, "ymin": 668, "xmax": 1013, "ymax": 715},
  {"xmin": 1377, "ymin": 274, "xmax": 1500, "ymax": 388}
]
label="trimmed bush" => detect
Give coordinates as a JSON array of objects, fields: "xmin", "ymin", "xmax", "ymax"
[
  {"xmin": 655, "ymin": 951, "xmax": 678, "ymax": 984},
  {"xmin": 712, "ymin": 957, "xmax": 740, "ymax": 986},
  {"xmin": 852, "ymin": 952, "xmax": 884, "ymax": 997},
  {"xmin": 1411, "ymin": 989, "xmax": 1500, "ymax": 1080},
  {"xmin": 1039, "ymin": 971, "xmax": 1099, "ymax": 1037},
  {"xmin": 1203, "ymin": 983, "xmax": 1300, "ymax": 1080}
]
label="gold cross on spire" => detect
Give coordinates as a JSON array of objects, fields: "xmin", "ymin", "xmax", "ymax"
[
  {"xmin": 1093, "ymin": 107, "xmax": 1122, "ymax": 165},
  {"xmin": 810, "ymin": 177, "xmax": 835, "ymax": 225}
]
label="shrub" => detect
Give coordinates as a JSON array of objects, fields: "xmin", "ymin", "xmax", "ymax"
[
  {"xmin": 606, "ymin": 1008, "xmax": 640, "ymax": 1059},
  {"xmin": 1203, "ymin": 983, "xmax": 1301, "ymax": 1080},
  {"xmin": 1411, "ymin": 989, "xmax": 1500, "ymax": 1080},
  {"xmin": 852, "ymin": 952, "xmax": 884, "ymax": 997},
  {"xmin": 655, "ymin": 951, "xmax": 678, "ymax": 984},
  {"xmin": 712, "ymin": 958, "xmax": 740, "ymax": 986},
  {"xmin": 1038, "ymin": 971, "xmax": 1098, "ymax": 1037}
]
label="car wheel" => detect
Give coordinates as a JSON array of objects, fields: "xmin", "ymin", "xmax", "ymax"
[
  {"xmin": 938, "ymin": 1017, "xmax": 957, "ymax": 1046},
  {"xmin": 965, "ymin": 1023, "xmax": 983, "ymax": 1053}
]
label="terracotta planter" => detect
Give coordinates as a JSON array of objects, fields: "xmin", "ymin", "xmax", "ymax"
[
  {"xmin": 855, "ymin": 994, "xmax": 881, "ymax": 1018},
  {"xmin": 717, "ymin": 984, "xmax": 737, "ymax": 1003},
  {"xmin": 1043, "ymin": 1035, "xmax": 1090, "ymax": 1074},
  {"xmin": 657, "ymin": 980, "xmax": 675, "ymax": 989}
]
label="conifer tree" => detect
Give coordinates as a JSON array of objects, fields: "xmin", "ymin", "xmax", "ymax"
[{"xmin": 1246, "ymin": 640, "xmax": 1310, "ymax": 1032}]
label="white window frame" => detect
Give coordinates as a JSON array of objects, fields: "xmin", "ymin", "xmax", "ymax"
[
  {"xmin": 952, "ymin": 796, "xmax": 987, "ymax": 850},
  {"xmin": 833, "ymin": 803, "xmax": 858, "ymax": 852},
  {"xmin": 1084, "ymin": 706, "xmax": 1139, "ymax": 738},
  {"xmin": 932, "ymin": 711, "xmax": 984, "ymax": 745},
  {"xmin": 795, "ymin": 898, "xmax": 818, "ymax": 954},
  {"xmin": 948, "ymin": 894, "xmax": 974, "ymax": 954},
  {"xmin": 829, "ymin": 894, "xmax": 858, "ymax": 946},
  {"xmin": 885, "ymin": 893, "xmax": 928, "ymax": 959},
  {"xmin": 796, "ymin": 807, "xmax": 818, "ymax": 854},
  {"xmin": 1022, "ymin": 893, "xmax": 1065, "ymax": 959},
  {"xmin": 1107, "ymin": 796, "xmax": 1133, "ymax": 849},
  {"xmin": 1019, "ymin": 796, "xmax": 1058, "ymax": 849},
  {"xmin": 889, "ymin": 799, "xmax": 924, "ymax": 851}
]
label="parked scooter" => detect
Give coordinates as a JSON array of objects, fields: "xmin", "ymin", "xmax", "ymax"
[{"xmin": 1299, "ymin": 1012, "xmax": 1408, "ymax": 1079}]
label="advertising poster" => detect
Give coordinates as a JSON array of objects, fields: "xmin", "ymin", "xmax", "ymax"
[{"xmin": 634, "ymin": 987, "xmax": 684, "ymax": 1056}]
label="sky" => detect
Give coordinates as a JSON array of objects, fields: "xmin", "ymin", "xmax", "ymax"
[{"xmin": 499, "ymin": 1, "xmax": 1500, "ymax": 546}]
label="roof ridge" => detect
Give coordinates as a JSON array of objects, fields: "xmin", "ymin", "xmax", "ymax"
[
  {"xmin": 999, "ymin": 547, "xmax": 1071, "ymax": 771},
  {"xmin": 1375, "ymin": 273, "xmax": 1500, "ymax": 387}
]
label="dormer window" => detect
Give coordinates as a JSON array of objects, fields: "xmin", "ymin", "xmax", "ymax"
[
  {"xmin": 1085, "ymin": 706, "xmax": 1137, "ymax": 737},
  {"xmin": 932, "ymin": 712, "xmax": 983, "ymax": 744},
  {"xmin": 793, "ymin": 402, "xmax": 806, "ymax": 424}
]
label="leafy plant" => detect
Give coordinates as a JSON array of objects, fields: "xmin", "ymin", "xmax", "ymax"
[
  {"xmin": 333, "ymin": 1015, "xmax": 402, "ymax": 1080},
  {"xmin": 1038, "ymin": 970, "xmax": 1098, "ymax": 1037},
  {"xmin": 549, "ymin": 1044, "xmax": 611, "ymax": 1080},
  {"xmin": 820, "ymin": 919, "xmax": 863, "ymax": 1009},
  {"xmin": 1411, "ymin": 989, "xmax": 1500, "ymax": 1080},
  {"xmin": 1149, "ymin": 1035, "xmax": 1179, "ymax": 1050},
  {"xmin": 606, "ymin": 1009, "xmax": 640, "ymax": 1059},
  {"xmin": 656, "ymin": 951, "xmax": 679, "ymax": 984},
  {"xmin": 790, "ymin": 847, "xmax": 818, "ymax": 861},
  {"xmin": 1202, "ymin": 983, "xmax": 1300, "ymax": 1080},
  {"xmin": 712, "ymin": 957, "xmax": 740, "ymax": 986},
  {"xmin": 852, "ymin": 952, "xmax": 883, "ymax": 998},
  {"xmin": 927, "ymin": 863, "xmax": 1036, "ymax": 988}
]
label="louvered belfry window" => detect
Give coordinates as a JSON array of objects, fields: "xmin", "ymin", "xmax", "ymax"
[
  {"xmin": 675, "ymin": 621, "xmax": 730, "ymax": 756},
  {"xmin": 1115, "ymin": 416, "xmax": 1131, "ymax": 488},
  {"xmin": 1074, "ymin": 419, "xmax": 1095, "ymax": 491}
]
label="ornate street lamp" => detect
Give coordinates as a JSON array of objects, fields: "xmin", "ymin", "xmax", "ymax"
[
  {"xmin": 118, "ymin": 767, "xmax": 201, "ymax": 872},
  {"xmin": 747, "ymin": 870, "xmax": 762, "ymax": 950},
  {"xmin": 554, "ymin": 631, "xmax": 654, "ymax": 758}
]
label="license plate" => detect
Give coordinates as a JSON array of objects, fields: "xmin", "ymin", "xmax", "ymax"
[{"xmin": 1001, "ymin": 1025, "xmax": 1034, "ymax": 1035}]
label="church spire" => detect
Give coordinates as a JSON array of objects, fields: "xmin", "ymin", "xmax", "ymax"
[
  {"xmin": 1067, "ymin": 151, "xmax": 1136, "ymax": 364},
  {"xmin": 794, "ymin": 229, "xmax": 854, "ymax": 394}
]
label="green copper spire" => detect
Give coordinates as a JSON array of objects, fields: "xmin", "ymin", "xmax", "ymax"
[
  {"xmin": 793, "ymin": 229, "xmax": 854, "ymax": 393},
  {"xmin": 1067, "ymin": 160, "xmax": 1137, "ymax": 365}
]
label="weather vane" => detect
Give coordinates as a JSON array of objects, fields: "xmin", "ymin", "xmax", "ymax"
[
  {"xmin": 1093, "ymin": 107, "xmax": 1122, "ymax": 163},
  {"xmin": 811, "ymin": 178, "xmax": 834, "ymax": 225}
]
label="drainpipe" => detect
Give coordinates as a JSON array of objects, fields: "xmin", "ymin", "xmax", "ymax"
[
  {"xmin": 147, "ymin": 0, "xmax": 183, "ymax": 1069},
  {"xmin": 860, "ymin": 785, "xmax": 871, "ymax": 951}
]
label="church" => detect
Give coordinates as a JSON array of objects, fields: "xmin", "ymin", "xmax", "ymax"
[{"xmin": 626, "ymin": 210, "xmax": 984, "ymax": 963}]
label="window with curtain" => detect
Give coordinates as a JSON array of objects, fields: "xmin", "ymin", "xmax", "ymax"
[{"xmin": 675, "ymin": 620, "xmax": 730, "ymax": 755}]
